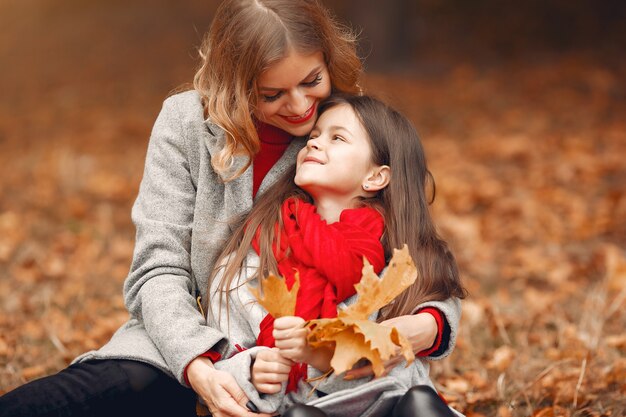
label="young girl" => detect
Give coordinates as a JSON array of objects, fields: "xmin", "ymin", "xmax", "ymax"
[{"xmin": 206, "ymin": 95, "xmax": 466, "ymax": 417}]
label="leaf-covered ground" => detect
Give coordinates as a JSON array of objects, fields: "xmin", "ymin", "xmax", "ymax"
[{"xmin": 1, "ymin": 1, "xmax": 624, "ymax": 416}]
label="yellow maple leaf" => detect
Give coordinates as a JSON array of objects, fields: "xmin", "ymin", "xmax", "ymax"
[
  {"xmin": 248, "ymin": 273, "xmax": 300, "ymax": 318},
  {"xmin": 343, "ymin": 318, "xmax": 414, "ymax": 364},
  {"xmin": 339, "ymin": 245, "xmax": 418, "ymax": 320},
  {"xmin": 307, "ymin": 317, "xmax": 415, "ymax": 377},
  {"xmin": 327, "ymin": 328, "xmax": 386, "ymax": 377}
]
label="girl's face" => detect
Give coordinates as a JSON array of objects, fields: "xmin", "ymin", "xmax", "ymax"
[
  {"xmin": 295, "ymin": 104, "xmax": 377, "ymax": 203},
  {"xmin": 254, "ymin": 50, "xmax": 331, "ymax": 137}
]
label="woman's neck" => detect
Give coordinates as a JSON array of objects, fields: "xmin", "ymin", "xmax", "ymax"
[{"xmin": 255, "ymin": 120, "xmax": 292, "ymax": 144}]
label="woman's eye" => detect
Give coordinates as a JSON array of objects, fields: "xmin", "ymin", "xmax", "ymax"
[
  {"xmin": 262, "ymin": 92, "xmax": 283, "ymax": 102},
  {"xmin": 302, "ymin": 73, "xmax": 322, "ymax": 87}
]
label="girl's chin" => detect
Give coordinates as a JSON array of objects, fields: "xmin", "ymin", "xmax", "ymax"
[{"xmin": 294, "ymin": 178, "xmax": 316, "ymax": 194}]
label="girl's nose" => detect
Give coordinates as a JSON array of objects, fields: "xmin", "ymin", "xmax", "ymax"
[{"xmin": 306, "ymin": 136, "xmax": 321, "ymax": 150}]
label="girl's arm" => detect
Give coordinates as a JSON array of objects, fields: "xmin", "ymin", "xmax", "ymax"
[{"xmin": 344, "ymin": 297, "xmax": 462, "ymax": 379}]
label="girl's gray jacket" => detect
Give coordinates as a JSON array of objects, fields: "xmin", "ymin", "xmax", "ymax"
[
  {"xmin": 72, "ymin": 91, "xmax": 462, "ymax": 416},
  {"xmin": 208, "ymin": 254, "xmax": 462, "ymax": 417}
]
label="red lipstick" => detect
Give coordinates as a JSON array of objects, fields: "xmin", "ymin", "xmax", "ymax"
[{"xmin": 281, "ymin": 102, "xmax": 316, "ymax": 124}]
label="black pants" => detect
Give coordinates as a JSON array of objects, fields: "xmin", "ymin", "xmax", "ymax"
[
  {"xmin": 283, "ymin": 385, "xmax": 456, "ymax": 417},
  {"xmin": 0, "ymin": 360, "xmax": 197, "ymax": 417}
]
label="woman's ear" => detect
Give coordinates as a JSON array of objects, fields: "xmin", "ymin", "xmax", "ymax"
[{"xmin": 362, "ymin": 165, "xmax": 391, "ymax": 192}]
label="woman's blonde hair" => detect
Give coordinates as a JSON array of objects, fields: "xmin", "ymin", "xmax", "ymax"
[{"xmin": 193, "ymin": 0, "xmax": 362, "ymax": 180}]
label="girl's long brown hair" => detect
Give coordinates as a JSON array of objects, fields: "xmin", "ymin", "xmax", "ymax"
[
  {"xmin": 193, "ymin": 0, "xmax": 362, "ymax": 181},
  {"xmin": 207, "ymin": 95, "xmax": 466, "ymax": 322}
]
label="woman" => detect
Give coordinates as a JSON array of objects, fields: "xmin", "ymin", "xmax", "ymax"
[{"xmin": 0, "ymin": 1, "xmax": 459, "ymax": 416}]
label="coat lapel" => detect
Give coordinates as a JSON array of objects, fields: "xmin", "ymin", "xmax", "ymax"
[
  {"xmin": 203, "ymin": 121, "xmax": 307, "ymax": 230},
  {"xmin": 255, "ymin": 137, "xmax": 306, "ymax": 199}
]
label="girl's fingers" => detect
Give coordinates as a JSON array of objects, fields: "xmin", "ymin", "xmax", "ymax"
[
  {"xmin": 273, "ymin": 316, "xmax": 306, "ymax": 331},
  {"xmin": 273, "ymin": 328, "xmax": 308, "ymax": 346},
  {"xmin": 256, "ymin": 356, "xmax": 291, "ymax": 368},
  {"xmin": 254, "ymin": 370, "xmax": 290, "ymax": 384},
  {"xmin": 255, "ymin": 382, "xmax": 283, "ymax": 395},
  {"xmin": 343, "ymin": 363, "xmax": 372, "ymax": 379},
  {"xmin": 256, "ymin": 353, "xmax": 293, "ymax": 371},
  {"xmin": 261, "ymin": 347, "xmax": 293, "ymax": 360}
]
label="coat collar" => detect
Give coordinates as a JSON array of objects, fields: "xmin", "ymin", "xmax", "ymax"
[{"xmin": 203, "ymin": 119, "xmax": 306, "ymax": 225}]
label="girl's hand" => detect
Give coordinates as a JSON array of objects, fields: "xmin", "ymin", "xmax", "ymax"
[
  {"xmin": 251, "ymin": 348, "xmax": 293, "ymax": 394},
  {"xmin": 273, "ymin": 316, "xmax": 310, "ymax": 363},
  {"xmin": 187, "ymin": 356, "xmax": 271, "ymax": 417},
  {"xmin": 343, "ymin": 312, "xmax": 438, "ymax": 380}
]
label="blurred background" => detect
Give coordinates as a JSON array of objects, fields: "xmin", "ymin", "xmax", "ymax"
[{"xmin": 1, "ymin": 0, "xmax": 625, "ymax": 415}]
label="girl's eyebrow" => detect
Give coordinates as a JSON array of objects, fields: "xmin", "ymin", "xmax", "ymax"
[
  {"xmin": 258, "ymin": 66, "xmax": 323, "ymax": 92},
  {"xmin": 328, "ymin": 125, "xmax": 351, "ymax": 135}
]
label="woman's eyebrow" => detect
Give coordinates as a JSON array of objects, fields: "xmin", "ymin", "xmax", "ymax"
[{"xmin": 258, "ymin": 66, "xmax": 323, "ymax": 92}]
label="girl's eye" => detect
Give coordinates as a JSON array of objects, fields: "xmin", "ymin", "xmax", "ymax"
[
  {"xmin": 262, "ymin": 92, "xmax": 283, "ymax": 103},
  {"xmin": 302, "ymin": 73, "xmax": 322, "ymax": 87},
  {"xmin": 332, "ymin": 135, "xmax": 345, "ymax": 142}
]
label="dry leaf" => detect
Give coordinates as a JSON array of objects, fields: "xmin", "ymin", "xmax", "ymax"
[
  {"xmin": 343, "ymin": 317, "xmax": 414, "ymax": 364},
  {"xmin": 305, "ymin": 246, "xmax": 418, "ymax": 377},
  {"xmin": 487, "ymin": 345, "xmax": 515, "ymax": 371},
  {"xmin": 328, "ymin": 328, "xmax": 385, "ymax": 377},
  {"xmin": 248, "ymin": 273, "xmax": 300, "ymax": 318},
  {"xmin": 339, "ymin": 245, "xmax": 418, "ymax": 320}
]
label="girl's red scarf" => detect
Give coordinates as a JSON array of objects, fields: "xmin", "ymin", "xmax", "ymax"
[{"xmin": 252, "ymin": 198, "xmax": 385, "ymax": 392}]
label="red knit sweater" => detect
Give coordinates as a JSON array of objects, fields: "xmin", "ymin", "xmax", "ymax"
[{"xmin": 252, "ymin": 121, "xmax": 291, "ymax": 197}]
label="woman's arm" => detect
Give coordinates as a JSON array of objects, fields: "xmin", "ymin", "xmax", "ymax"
[{"xmin": 123, "ymin": 95, "xmax": 228, "ymax": 384}]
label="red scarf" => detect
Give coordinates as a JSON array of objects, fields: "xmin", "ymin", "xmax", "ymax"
[{"xmin": 252, "ymin": 198, "xmax": 385, "ymax": 392}]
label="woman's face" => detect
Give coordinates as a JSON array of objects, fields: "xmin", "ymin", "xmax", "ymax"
[{"xmin": 254, "ymin": 50, "xmax": 331, "ymax": 137}]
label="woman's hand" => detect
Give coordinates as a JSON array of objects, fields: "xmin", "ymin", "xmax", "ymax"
[
  {"xmin": 273, "ymin": 316, "xmax": 310, "ymax": 363},
  {"xmin": 187, "ymin": 356, "xmax": 270, "ymax": 417},
  {"xmin": 251, "ymin": 347, "xmax": 293, "ymax": 394},
  {"xmin": 343, "ymin": 312, "xmax": 438, "ymax": 379}
]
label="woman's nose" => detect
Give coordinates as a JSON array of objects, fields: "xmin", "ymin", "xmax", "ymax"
[{"xmin": 287, "ymin": 90, "xmax": 309, "ymax": 115}]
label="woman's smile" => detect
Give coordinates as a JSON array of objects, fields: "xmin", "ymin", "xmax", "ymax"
[{"xmin": 280, "ymin": 102, "xmax": 317, "ymax": 124}]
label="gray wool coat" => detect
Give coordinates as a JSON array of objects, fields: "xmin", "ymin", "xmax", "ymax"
[
  {"xmin": 208, "ymin": 254, "xmax": 463, "ymax": 417},
  {"xmin": 74, "ymin": 90, "xmax": 306, "ymax": 384}
]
